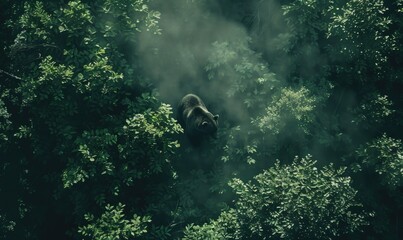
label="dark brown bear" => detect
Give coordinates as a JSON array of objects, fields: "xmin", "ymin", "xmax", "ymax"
[{"xmin": 177, "ymin": 94, "xmax": 219, "ymax": 145}]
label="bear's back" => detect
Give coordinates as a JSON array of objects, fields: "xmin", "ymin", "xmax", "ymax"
[
  {"xmin": 181, "ymin": 94, "xmax": 205, "ymax": 109},
  {"xmin": 177, "ymin": 94, "xmax": 205, "ymax": 126}
]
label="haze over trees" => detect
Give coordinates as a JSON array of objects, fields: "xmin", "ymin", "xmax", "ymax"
[{"xmin": 0, "ymin": 0, "xmax": 402, "ymax": 239}]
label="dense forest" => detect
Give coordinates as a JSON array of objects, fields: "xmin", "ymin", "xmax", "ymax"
[{"xmin": 0, "ymin": 0, "xmax": 402, "ymax": 239}]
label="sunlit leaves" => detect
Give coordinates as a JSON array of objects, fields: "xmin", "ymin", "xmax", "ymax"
[
  {"xmin": 356, "ymin": 134, "xmax": 403, "ymax": 190},
  {"xmin": 100, "ymin": 0, "xmax": 161, "ymax": 36},
  {"xmin": 185, "ymin": 155, "xmax": 368, "ymax": 239},
  {"xmin": 352, "ymin": 94, "xmax": 395, "ymax": 127},
  {"xmin": 79, "ymin": 203, "xmax": 151, "ymax": 240},
  {"xmin": 62, "ymin": 102, "xmax": 181, "ymax": 189},
  {"xmin": 57, "ymin": 0, "xmax": 93, "ymax": 36},
  {"xmin": 254, "ymin": 87, "xmax": 317, "ymax": 135},
  {"xmin": 328, "ymin": 0, "xmax": 394, "ymax": 51},
  {"xmin": 399, "ymin": 0, "xmax": 403, "ymax": 13},
  {"xmin": 120, "ymin": 103, "xmax": 182, "ymax": 175},
  {"xmin": 0, "ymin": 98, "xmax": 11, "ymax": 143},
  {"xmin": 77, "ymin": 50, "xmax": 124, "ymax": 107},
  {"xmin": 283, "ymin": 0, "xmax": 330, "ymax": 46},
  {"xmin": 3, "ymin": 1, "xmax": 173, "ymax": 238},
  {"xmin": 231, "ymin": 155, "xmax": 367, "ymax": 239},
  {"xmin": 62, "ymin": 129, "xmax": 117, "ymax": 188},
  {"xmin": 34, "ymin": 56, "xmax": 74, "ymax": 101},
  {"xmin": 17, "ymin": 2, "xmax": 53, "ymax": 41},
  {"xmin": 327, "ymin": 0, "xmax": 397, "ymax": 80},
  {"xmin": 62, "ymin": 163, "xmax": 89, "ymax": 188}
]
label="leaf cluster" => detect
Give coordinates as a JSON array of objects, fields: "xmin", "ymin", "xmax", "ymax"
[{"xmin": 184, "ymin": 155, "xmax": 368, "ymax": 240}]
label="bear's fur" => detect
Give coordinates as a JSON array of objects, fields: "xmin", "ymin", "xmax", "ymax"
[{"xmin": 177, "ymin": 94, "xmax": 219, "ymax": 145}]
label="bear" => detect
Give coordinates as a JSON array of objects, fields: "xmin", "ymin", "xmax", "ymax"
[{"xmin": 177, "ymin": 94, "xmax": 219, "ymax": 146}]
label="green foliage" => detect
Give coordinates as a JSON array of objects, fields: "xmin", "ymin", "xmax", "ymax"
[
  {"xmin": 1, "ymin": 0, "xmax": 171, "ymax": 238},
  {"xmin": 79, "ymin": 203, "xmax": 151, "ymax": 240},
  {"xmin": 327, "ymin": 0, "xmax": 398, "ymax": 82},
  {"xmin": 206, "ymin": 40, "xmax": 279, "ymax": 110},
  {"xmin": 328, "ymin": 0, "xmax": 396, "ymax": 57},
  {"xmin": 0, "ymin": 213, "xmax": 15, "ymax": 239},
  {"xmin": 254, "ymin": 87, "xmax": 317, "ymax": 135},
  {"xmin": 183, "ymin": 210, "xmax": 238, "ymax": 240},
  {"xmin": 62, "ymin": 129, "xmax": 117, "ymax": 188},
  {"xmin": 148, "ymin": 224, "xmax": 173, "ymax": 240},
  {"xmin": 283, "ymin": 0, "xmax": 331, "ymax": 47},
  {"xmin": 352, "ymin": 94, "xmax": 395, "ymax": 127},
  {"xmin": 120, "ymin": 103, "xmax": 182, "ymax": 176},
  {"xmin": 0, "ymin": 98, "xmax": 11, "ymax": 143},
  {"xmin": 100, "ymin": 0, "xmax": 161, "ymax": 35},
  {"xmin": 1, "ymin": 0, "xmax": 402, "ymax": 239},
  {"xmin": 58, "ymin": 0, "xmax": 93, "ymax": 35},
  {"xmin": 356, "ymin": 134, "xmax": 403, "ymax": 190},
  {"xmin": 17, "ymin": 2, "xmax": 53, "ymax": 41},
  {"xmin": 184, "ymin": 155, "xmax": 368, "ymax": 239}
]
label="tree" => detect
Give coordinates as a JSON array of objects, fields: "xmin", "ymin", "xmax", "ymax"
[
  {"xmin": 184, "ymin": 155, "xmax": 368, "ymax": 240},
  {"xmin": 1, "ymin": 0, "xmax": 181, "ymax": 239}
]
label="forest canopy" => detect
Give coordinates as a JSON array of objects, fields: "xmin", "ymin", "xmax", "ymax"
[{"xmin": 0, "ymin": 0, "xmax": 402, "ymax": 239}]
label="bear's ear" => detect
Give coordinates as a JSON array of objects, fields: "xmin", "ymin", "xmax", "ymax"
[{"xmin": 213, "ymin": 115, "xmax": 219, "ymax": 121}]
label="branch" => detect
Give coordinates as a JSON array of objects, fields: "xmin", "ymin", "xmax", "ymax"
[{"xmin": 0, "ymin": 69, "xmax": 23, "ymax": 81}]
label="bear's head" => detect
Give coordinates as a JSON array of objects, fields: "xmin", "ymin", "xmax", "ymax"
[{"xmin": 186, "ymin": 106, "xmax": 219, "ymax": 138}]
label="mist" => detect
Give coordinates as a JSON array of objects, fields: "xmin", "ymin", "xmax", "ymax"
[
  {"xmin": 136, "ymin": 1, "xmax": 294, "ymax": 215},
  {"xmin": 138, "ymin": 2, "xmax": 401, "ymax": 237},
  {"xmin": 137, "ymin": 1, "xmax": 267, "ymax": 119},
  {"xmin": 137, "ymin": 0, "xmax": 326, "ymax": 116}
]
